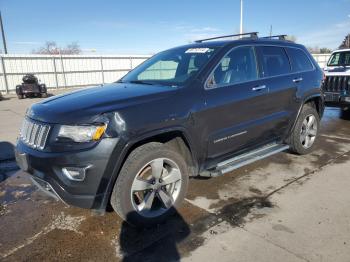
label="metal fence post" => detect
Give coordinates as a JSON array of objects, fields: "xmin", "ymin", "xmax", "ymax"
[
  {"xmin": 100, "ymin": 56, "xmax": 104, "ymax": 85},
  {"xmin": 0, "ymin": 56, "xmax": 9, "ymax": 94},
  {"xmin": 60, "ymin": 54, "xmax": 67, "ymax": 88},
  {"xmin": 52, "ymin": 56, "xmax": 59, "ymax": 89},
  {"xmin": 129, "ymin": 56, "xmax": 133, "ymax": 70}
]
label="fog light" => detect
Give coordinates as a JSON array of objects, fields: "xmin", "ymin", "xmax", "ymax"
[{"xmin": 62, "ymin": 166, "xmax": 90, "ymax": 181}]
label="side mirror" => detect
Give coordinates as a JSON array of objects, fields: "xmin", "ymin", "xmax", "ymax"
[{"xmin": 206, "ymin": 75, "xmax": 217, "ymax": 89}]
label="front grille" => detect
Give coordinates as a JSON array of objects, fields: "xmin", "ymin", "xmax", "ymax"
[
  {"xmin": 20, "ymin": 118, "xmax": 50, "ymax": 150},
  {"xmin": 323, "ymin": 75, "xmax": 350, "ymax": 93}
]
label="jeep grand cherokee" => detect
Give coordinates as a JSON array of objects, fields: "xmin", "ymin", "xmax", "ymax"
[{"xmin": 15, "ymin": 33, "xmax": 324, "ymax": 226}]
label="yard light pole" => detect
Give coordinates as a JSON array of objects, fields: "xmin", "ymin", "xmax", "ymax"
[
  {"xmin": 0, "ymin": 11, "xmax": 8, "ymax": 54},
  {"xmin": 240, "ymin": 0, "xmax": 243, "ymax": 35}
]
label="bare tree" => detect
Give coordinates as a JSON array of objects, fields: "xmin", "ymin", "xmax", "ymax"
[
  {"xmin": 307, "ymin": 46, "xmax": 320, "ymax": 54},
  {"xmin": 339, "ymin": 34, "xmax": 350, "ymax": 49},
  {"xmin": 308, "ymin": 46, "xmax": 333, "ymax": 54},
  {"xmin": 32, "ymin": 41, "xmax": 81, "ymax": 54},
  {"xmin": 319, "ymin": 47, "xmax": 332, "ymax": 54},
  {"xmin": 63, "ymin": 42, "xmax": 81, "ymax": 54}
]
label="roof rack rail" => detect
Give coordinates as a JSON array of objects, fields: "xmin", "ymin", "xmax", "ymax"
[
  {"xmin": 261, "ymin": 35, "xmax": 287, "ymax": 40},
  {"xmin": 195, "ymin": 32, "xmax": 258, "ymax": 43}
]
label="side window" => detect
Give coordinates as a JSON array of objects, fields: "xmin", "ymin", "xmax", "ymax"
[
  {"xmin": 287, "ymin": 48, "xmax": 314, "ymax": 72},
  {"xmin": 328, "ymin": 53, "xmax": 340, "ymax": 66},
  {"xmin": 260, "ymin": 46, "xmax": 290, "ymax": 77},
  {"xmin": 208, "ymin": 46, "xmax": 258, "ymax": 88}
]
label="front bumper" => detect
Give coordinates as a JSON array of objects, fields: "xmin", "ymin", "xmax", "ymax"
[
  {"xmin": 15, "ymin": 137, "xmax": 120, "ymax": 209},
  {"xmin": 324, "ymin": 92, "xmax": 350, "ymax": 107}
]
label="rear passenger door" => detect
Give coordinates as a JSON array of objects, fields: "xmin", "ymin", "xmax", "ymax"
[
  {"xmin": 256, "ymin": 46, "xmax": 298, "ymax": 139},
  {"xmin": 285, "ymin": 47, "xmax": 316, "ymax": 95}
]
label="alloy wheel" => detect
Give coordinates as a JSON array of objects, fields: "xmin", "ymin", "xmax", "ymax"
[
  {"xmin": 300, "ymin": 114, "xmax": 318, "ymax": 149},
  {"xmin": 130, "ymin": 158, "xmax": 182, "ymax": 218}
]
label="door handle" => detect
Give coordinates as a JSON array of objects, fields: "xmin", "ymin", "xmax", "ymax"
[
  {"xmin": 293, "ymin": 77, "xmax": 303, "ymax": 83},
  {"xmin": 252, "ymin": 85, "xmax": 267, "ymax": 91}
]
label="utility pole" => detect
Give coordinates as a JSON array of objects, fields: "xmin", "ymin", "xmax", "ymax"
[
  {"xmin": 270, "ymin": 25, "xmax": 273, "ymax": 37},
  {"xmin": 0, "ymin": 11, "xmax": 8, "ymax": 54},
  {"xmin": 240, "ymin": 0, "xmax": 243, "ymax": 35}
]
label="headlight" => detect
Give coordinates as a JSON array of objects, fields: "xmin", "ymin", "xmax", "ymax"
[{"xmin": 58, "ymin": 124, "xmax": 107, "ymax": 142}]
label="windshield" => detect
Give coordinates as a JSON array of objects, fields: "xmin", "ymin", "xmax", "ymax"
[
  {"xmin": 327, "ymin": 51, "xmax": 350, "ymax": 66},
  {"xmin": 120, "ymin": 46, "xmax": 218, "ymax": 86}
]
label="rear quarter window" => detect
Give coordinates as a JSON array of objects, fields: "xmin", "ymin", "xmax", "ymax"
[
  {"xmin": 287, "ymin": 48, "xmax": 314, "ymax": 72},
  {"xmin": 259, "ymin": 46, "xmax": 291, "ymax": 77}
]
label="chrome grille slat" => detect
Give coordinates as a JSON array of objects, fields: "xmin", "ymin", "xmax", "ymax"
[
  {"xmin": 25, "ymin": 121, "xmax": 33, "ymax": 143},
  {"xmin": 323, "ymin": 76, "xmax": 350, "ymax": 93},
  {"xmin": 35, "ymin": 125, "xmax": 43, "ymax": 147},
  {"xmin": 29, "ymin": 124, "xmax": 39, "ymax": 146},
  {"xmin": 39, "ymin": 126, "xmax": 50, "ymax": 149},
  {"xmin": 20, "ymin": 118, "xmax": 50, "ymax": 150}
]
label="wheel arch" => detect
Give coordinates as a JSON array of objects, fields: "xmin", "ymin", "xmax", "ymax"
[
  {"xmin": 286, "ymin": 94, "xmax": 324, "ymax": 144},
  {"xmin": 303, "ymin": 94, "xmax": 325, "ymax": 118},
  {"xmin": 100, "ymin": 127, "xmax": 198, "ymax": 211}
]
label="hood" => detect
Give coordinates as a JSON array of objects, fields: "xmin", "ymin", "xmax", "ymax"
[
  {"xmin": 27, "ymin": 83, "xmax": 177, "ymax": 124},
  {"xmin": 324, "ymin": 65, "xmax": 350, "ymax": 76}
]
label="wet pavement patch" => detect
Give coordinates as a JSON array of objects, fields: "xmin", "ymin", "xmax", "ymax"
[
  {"xmin": 0, "ymin": 178, "xmax": 36, "ymax": 205},
  {"xmin": 218, "ymin": 197, "xmax": 273, "ymax": 227}
]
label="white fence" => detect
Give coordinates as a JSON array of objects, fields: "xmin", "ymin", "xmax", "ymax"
[
  {"xmin": 0, "ymin": 54, "xmax": 151, "ymax": 93},
  {"xmin": 312, "ymin": 53, "xmax": 331, "ymax": 68},
  {"xmin": 0, "ymin": 53, "xmax": 331, "ymax": 93}
]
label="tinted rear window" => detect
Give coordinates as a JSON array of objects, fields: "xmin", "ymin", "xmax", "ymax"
[
  {"xmin": 287, "ymin": 48, "xmax": 314, "ymax": 72},
  {"xmin": 260, "ymin": 46, "xmax": 291, "ymax": 77}
]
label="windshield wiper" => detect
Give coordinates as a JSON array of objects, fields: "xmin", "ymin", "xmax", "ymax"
[{"xmin": 129, "ymin": 80, "xmax": 154, "ymax": 85}]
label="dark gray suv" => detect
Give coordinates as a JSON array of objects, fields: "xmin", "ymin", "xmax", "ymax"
[{"xmin": 15, "ymin": 33, "xmax": 324, "ymax": 226}]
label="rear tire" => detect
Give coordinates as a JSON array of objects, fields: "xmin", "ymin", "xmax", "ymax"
[
  {"xmin": 110, "ymin": 142, "xmax": 189, "ymax": 227},
  {"xmin": 289, "ymin": 103, "xmax": 320, "ymax": 155}
]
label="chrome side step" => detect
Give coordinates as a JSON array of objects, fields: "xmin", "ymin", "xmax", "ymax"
[{"xmin": 204, "ymin": 143, "xmax": 289, "ymax": 177}]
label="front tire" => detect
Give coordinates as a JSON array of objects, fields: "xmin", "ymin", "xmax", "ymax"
[
  {"xmin": 289, "ymin": 103, "xmax": 320, "ymax": 155},
  {"xmin": 110, "ymin": 142, "xmax": 189, "ymax": 227}
]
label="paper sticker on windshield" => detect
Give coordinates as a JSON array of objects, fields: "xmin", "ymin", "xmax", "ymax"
[{"xmin": 185, "ymin": 48, "xmax": 211, "ymax": 54}]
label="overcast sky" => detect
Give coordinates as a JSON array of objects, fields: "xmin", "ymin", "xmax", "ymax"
[{"xmin": 1, "ymin": 0, "xmax": 350, "ymax": 54}]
